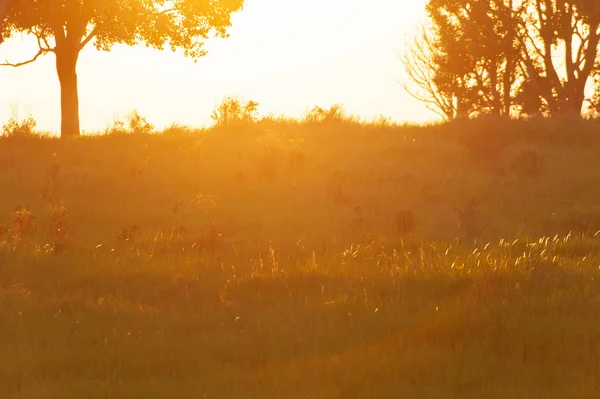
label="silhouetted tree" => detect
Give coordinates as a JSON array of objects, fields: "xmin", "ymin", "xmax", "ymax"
[
  {"xmin": 401, "ymin": 23, "xmax": 461, "ymax": 121},
  {"xmin": 585, "ymin": 58, "xmax": 600, "ymax": 116},
  {"xmin": 407, "ymin": 0, "xmax": 600, "ymax": 118},
  {"xmin": 0, "ymin": 0, "xmax": 244, "ymax": 137},
  {"xmin": 403, "ymin": 0, "xmax": 522, "ymax": 119},
  {"xmin": 427, "ymin": 0, "xmax": 522, "ymax": 117},
  {"xmin": 515, "ymin": 0, "xmax": 600, "ymax": 116},
  {"xmin": 0, "ymin": 0, "xmax": 7, "ymax": 44}
]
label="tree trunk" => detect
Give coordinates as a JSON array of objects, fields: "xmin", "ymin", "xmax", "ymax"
[
  {"xmin": 56, "ymin": 46, "xmax": 80, "ymax": 138},
  {"xmin": 563, "ymin": 95, "xmax": 585, "ymax": 116}
]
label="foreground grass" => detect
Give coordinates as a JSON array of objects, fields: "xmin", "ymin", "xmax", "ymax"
[
  {"xmin": 2, "ymin": 234, "xmax": 600, "ymax": 398},
  {"xmin": 2, "ymin": 117, "xmax": 600, "ymax": 397}
]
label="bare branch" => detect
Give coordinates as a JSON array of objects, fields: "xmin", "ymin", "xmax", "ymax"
[
  {"xmin": 0, "ymin": 30, "xmax": 55, "ymax": 68},
  {"xmin": 0, "ymin": 48, "xmax": 52, "ymax": 67},
  {"xmin": 400, "ymin": 22, "xmax": 458, "ymax": 121}
]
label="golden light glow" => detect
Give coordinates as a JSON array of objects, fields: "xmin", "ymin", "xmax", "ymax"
[{"xmin": 0, "ymin": 0, "xmax": 430, "ymax": 132}]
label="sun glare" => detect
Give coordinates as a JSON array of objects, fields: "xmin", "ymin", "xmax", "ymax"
[
  {"xmin": 3, "ymin": 1, "xmax": 600, "ymax": 397},
  {"xmin": 0, "ymin": 0, "xmax": 429, "ymax": 133}
]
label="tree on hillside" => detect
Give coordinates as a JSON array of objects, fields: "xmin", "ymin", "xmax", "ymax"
[
  {"xmin": 0, "ymin": 0, "xmax": 245, "ymax": 137},
  {"xmin": 405, "ymin": 0, "xmax": 600, "ymax": 118},
  {"xmin": 515, "ymin": 0, "xmax": 600, "ymax": 116},
  {"xmin": 403, "ymin": 0, "xmax": 522, "ymax": 120},
  {"xmin": 430, "ymin": 0, "xmax": 524, "ymax": 116}
]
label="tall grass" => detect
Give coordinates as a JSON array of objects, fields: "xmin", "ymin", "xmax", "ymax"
[{"xmin": 1, "ymin": 113, "xmax": 600, "ymax": 397}]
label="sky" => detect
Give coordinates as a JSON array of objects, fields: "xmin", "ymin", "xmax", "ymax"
[{"xmin": 0, "ymin": 0, "xmax": 434, "ymax": 133}]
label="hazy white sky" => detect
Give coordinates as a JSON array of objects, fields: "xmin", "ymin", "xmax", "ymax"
[{"xmin": 0, "ymin": 0, "xmax": 434, "ymax": 133}]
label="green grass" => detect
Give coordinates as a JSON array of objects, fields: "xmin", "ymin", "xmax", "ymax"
[{"xmin": 2, "ymin": 116, "xmax": 600, "ymax": 397}]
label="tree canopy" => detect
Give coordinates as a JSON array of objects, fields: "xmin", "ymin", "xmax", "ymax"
[
  {"xmin": 0, "ymin": 0, "xmax": 245, "ymax": 137},
  {"xmin": 0, "ymin": 0, "xmax": 7, "ymax": 43},
  {"xmin": 404, "ymin": 0, "xmax": 600, "ymax": 120}
]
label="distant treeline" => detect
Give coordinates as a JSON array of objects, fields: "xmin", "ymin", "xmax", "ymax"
[{"xmin": 403, "ymin": 0, "xmax": 600, "ymax": 121}]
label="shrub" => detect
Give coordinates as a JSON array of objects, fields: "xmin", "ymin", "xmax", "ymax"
[
  {"xmin": 105, "ymin": 118, "xmax": 128, "ymax": 135},
  {"xmin": 393, "ymin": 209, "xmax": 417, "ymax": 237},
  {"xmin": 46, "ymin": 205, "xmax": 75, "ymax": 253},
  {"xmin": 211, "ymin": 96, "xmax": 259, "ymax": 127},
  {"xmin": 2, "ymin": 115, "xmax": 37, "ymax": 137},
  {"xmin": 106, "ymin": 110, "xmax": 154, "ymax": 135},
  {"xmin": 304, "ymin": 104, "xmax": 349, "ymax": 124},
  {"xmin": 10, "ymin": 206, "xmax": 35, "ymax": 241},
  {"xmin": 127, "ymin": 110, "xmax": 154, "ymax": 135},
  {"xmin": 371, "ymin": 114, "xmax": 394, "ymax": 127}
]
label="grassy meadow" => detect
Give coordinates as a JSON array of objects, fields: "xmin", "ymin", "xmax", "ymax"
[{"xmin": 2, "ymin": 114, "xmax": 600, "ymax": 397}]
